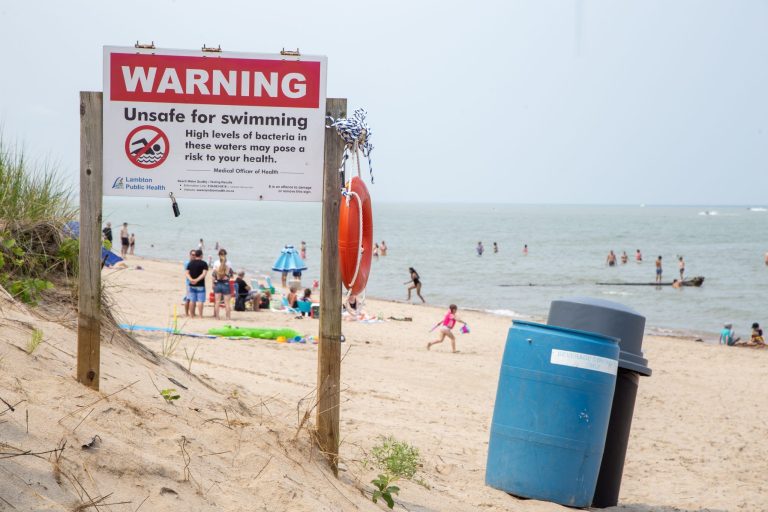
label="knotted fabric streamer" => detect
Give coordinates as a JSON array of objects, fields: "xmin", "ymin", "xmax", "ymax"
[{"xmin": 327, "ymin": 108, "xmax": 374, "ymax": 184}]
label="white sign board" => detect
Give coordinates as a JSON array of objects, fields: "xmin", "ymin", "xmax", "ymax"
[{"xmin": 102, "ymin": 46, "xmax": 327, "ymax": 201}]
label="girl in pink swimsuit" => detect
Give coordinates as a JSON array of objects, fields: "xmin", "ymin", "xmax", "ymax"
[{"xmin": 428, "ymin": 304, "xmax": 466, "ymax": 353}]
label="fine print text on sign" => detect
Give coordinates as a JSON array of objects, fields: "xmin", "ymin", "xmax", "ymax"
[{"xmin": 103, "ymin": 46, "xmax": 327, "ymax": 201}]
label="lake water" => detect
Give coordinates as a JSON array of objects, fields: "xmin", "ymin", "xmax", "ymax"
[{"xmin": 103, "ymin": 199, "xmax": 768, "ymax": 338}]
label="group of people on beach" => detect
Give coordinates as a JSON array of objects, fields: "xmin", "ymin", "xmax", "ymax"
[
  {"xmin": 719, "ymin": 322, "xmax": 765, "ymax": 347},
  {"xmin": 102, "ymin": 222, "xmax": 135, "ymax": 258},
  {"xmin": 183, "ymin": 246, "xmax": 273, "ymax": 320}
]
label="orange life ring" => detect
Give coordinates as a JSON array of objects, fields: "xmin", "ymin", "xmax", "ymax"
[{"xmin": 338, "ymin": 176, "xmax": 373, "ymax": 295}]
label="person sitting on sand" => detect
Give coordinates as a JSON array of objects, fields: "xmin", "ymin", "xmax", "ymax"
[
  {"xmin": 428, "ymin": 304, "xmax": 466, "ymax": 353},
  {"xmin": 234, "ymin": 270, "xmax": 262, "ymax": 311},
  {"xmin": 299, "ymin": 288, "xmax": 312, "ymax": 317},
  {"xmin": 405, "ymin": 267, "xmax": 425, "ymax": 303},
  {"xmin": 286, "ymin": 286, "xmax": 299, "ymax": 309},
  {"xmin": 750, "ymin": 323, "xmax": 765, "ymax": 346},
  {"xmin": 719, "ymin": 323, "xmax": 740, "ymax": 346},
  {"xmin": 344, "ymin": 293, "xmax": 359, "ymax": 315}
]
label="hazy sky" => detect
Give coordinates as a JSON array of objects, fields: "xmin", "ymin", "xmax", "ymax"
[{"xmin": 1, "ymin": 1, "xmax": 766, "ymax": 204}]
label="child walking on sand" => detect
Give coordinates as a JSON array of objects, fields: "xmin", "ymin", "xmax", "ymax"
[{"xmin": 428, "ymin": 304, "xmax": 466, "ymax": 353}]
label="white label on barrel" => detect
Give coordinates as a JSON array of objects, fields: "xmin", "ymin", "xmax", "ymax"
[{"xmin": 550, "ymin": 349, "xmax": 618, "ymax": 375}]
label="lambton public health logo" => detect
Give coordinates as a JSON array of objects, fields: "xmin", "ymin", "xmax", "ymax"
[{"xmin": 112, "ymin": 177, "xmax": 125, "ymax": 190}]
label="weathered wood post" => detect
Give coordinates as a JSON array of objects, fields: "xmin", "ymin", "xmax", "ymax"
[
  {"xmin": 316, "ymin": 97, "xmax": 346, "ymax": 474},
  {"xmin": 77, "ymin": 91, "xmax": 103, "ymax": 390}
]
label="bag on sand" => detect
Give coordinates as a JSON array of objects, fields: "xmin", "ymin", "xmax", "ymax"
[{"xmin": 234, "ymin": 295, "xmax": 247, "ymax": 312}]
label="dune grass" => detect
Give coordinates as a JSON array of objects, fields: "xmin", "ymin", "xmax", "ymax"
[
  {"xmin": 0, "ymin": 140, "xmax": 75, "ymax": 225},
  {"xmin": 0, "ymin": 137, "xmax": 77, "ymax": 303}
]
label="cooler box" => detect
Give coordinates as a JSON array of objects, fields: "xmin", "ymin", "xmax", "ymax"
[{"xmin": 486, "ymin": 320, "xmax": 619, "ymax": 507}]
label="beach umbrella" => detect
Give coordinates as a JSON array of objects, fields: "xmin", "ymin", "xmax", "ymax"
[{"xmin": 272, "ymin": 245, "xmax": 307, "ymax": 272}]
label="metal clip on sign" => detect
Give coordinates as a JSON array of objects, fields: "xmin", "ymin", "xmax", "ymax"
[{"xmin": 170, "ymin": 192, "xmax": 180, "ymax": 217}]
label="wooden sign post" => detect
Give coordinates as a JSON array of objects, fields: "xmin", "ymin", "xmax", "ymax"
[
  {"xmin": 78, "ymin": 63, "xmax": 346, "ymax": 476},
  {"xmin": 77, "ymin": 91, "xmax": 104, "ymax": 391},
  {"xmin": 316, "ymin": 98, "xmax": 346, "ymax": 475}
]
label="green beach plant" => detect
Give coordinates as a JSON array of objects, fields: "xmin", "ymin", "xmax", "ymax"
[
  {"xmin": 367, "ymin": 436, "xmax": 422, "ymax": 509},
  {"xmin": 26, "ymin": 329, "xmax": 44, "ymax": 354},
  {"xmin": 160, "ymin": 388, "xmax": 180, "ymax": 404}
]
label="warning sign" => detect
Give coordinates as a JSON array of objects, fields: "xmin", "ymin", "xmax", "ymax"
[
  {"xmin": 125, "ymin": 125, "xmax": 169, "ymax": 169},
  {"xmin": 102, "ymin": 46, "xmax": 327, "ymax": 201}
]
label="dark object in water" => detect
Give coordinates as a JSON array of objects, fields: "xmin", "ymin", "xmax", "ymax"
[{"xmin": 596, "ymin": 276, "xmax": 705, "ymax": 287}]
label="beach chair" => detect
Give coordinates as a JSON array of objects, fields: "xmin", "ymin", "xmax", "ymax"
[
  {"xmin": 297, "ymin": 300, "xmax": 312, "ymax": 317},
  {"xmin": 281, "ymin": 296, "xmax": 298, "ymax": 313}
]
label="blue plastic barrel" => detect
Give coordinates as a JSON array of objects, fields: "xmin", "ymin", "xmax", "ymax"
[{"xmin": 486, "ymin": 320, "xmax": 620, "ymax": 507}]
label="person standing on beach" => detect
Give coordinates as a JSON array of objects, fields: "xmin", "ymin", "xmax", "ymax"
[
  {"xmin": 102, "ymin": 222, "xmax": 113, "ymax": 245},
  {"xmin": 636, "ymin": 249, "xmax": 643, "ymax": 262},
  {"xmin": 120, "ymin": 223, "xmax": 130, "ymax": 258},
  {"xmin": 183, "ymin": 249, "xmax": 195, "ymax": 316},
  {"xmin": 300, "ymin": 241, "xmax": 307, "ymax": 260},
  {"xmin": 655, "ymin": 256, "xmax": 663, "ymax": 283},
  {"xmin": 427, "ymin": 304, "xmax": 466, "ymax": 353},
  {"xmin": 606, "ymin": 250, "xmax": 617, "ymax": 267},
  {"xmin": 212, "ymin": 249, "xmax": 233, "ymax": 320},
  {"xmin": 678, "ymin": 256, "xmax": 685, "ymax": 280},
  {"xmin": 405, "ymin": 267, "xmax": 425, "ymax": 303},
  {"xmin": 380, "ymin": 241, "xmax": 388, "ymax": 256},
  {"xmin": 186, "ymin": 249, "xmax": 208, "ymax": 318},
  {"xmin": 476, "ymin": 242, "xmax": 484, "ymax": 256},
  {"xmin": 129, "ymin": 233, "xmax": 135, "ymax": 255}
]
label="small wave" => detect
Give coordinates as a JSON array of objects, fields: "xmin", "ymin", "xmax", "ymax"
[
  {"xmin": 601, "ymin": 290, "xmax": 631, "ymax": 296},
  {"xmin": 137, "ymin": 152, "xmax": 165, "ymax": 164},
  {"xmin": 698, "ymin": 210, "xmax": 718, "ymax": 216},
  {"xmin": 748, "ymin": 207, "xmax": 767, "ymax": 212},
  {"xmin": 485, "ymin": 308, "xmax": 518, "ymax": 317}
]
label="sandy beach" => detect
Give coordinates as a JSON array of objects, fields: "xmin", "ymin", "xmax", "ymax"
[{"xmin": 1, "ymin": 256, "xmax": 767, "ymax": 511}]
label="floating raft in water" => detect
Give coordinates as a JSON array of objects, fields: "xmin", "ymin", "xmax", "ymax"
[{"xmin": 596, "ymin": 276, "xmax": 705, "ymax": 287}]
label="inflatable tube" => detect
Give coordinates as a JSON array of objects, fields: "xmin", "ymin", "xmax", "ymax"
[
  {"xmin": 338, "ymin": 176, "xmax": 373, "ymax": 295},
  {"xmin": 207, "ymin": 325, "xmax": 301, "ymax": 340}
]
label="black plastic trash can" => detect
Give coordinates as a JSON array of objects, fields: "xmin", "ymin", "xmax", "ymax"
[{"xmin": 547, "ymin": 297, "xmax": 651, "ymax": 508}]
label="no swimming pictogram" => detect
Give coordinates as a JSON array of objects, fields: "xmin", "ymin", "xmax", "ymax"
[{"xmin": 124, "ymin": 125, "xmax": 169, "ymax": 169}]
